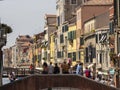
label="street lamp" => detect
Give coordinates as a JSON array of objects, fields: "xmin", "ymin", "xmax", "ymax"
[
  {"xmin": 0, "ymin": 28, "xmax": 7, "ymax": 86},
  {"xmin": 114, "ymin": 0, "xmax": 120, "ymax": 88}
]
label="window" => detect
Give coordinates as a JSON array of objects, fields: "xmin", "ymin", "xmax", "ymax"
[
  {"xmin": 96, "ymin": 34, "xmax": 98, "ymax": 43},
  {"xmin": 62, "ymin": 26, "xmax": 64, "ymax": 32},
  {"xmin": 57, "ymin": 16, "xmax": 60, "ymax": 26},
  {"xmin": 78, "ymin": 51, "xmax": 80, "ymax": 59},
  {"xmin": 109, "ymin": 22, "xmax": 114, "ymax": 34},
  {"xmin": 68, "ymin": 31, "xmax": 76, "ymax": 40},
  {"xmin": 73, "ymin": 52, "xmax": 76, "ymax": 61},
  {"xmin": 57, "ymin": 51, "xmax": 62, "ymax": 58},
  {"xmin": 80, "ymin": 37, "xmax": 84, "ymax": 45},
  {"xmin": 68, "ymin": 53, "xmax": 72, "ymax": 58},
  {"xmin": 38, "ymin": 55, "xmax": 41, "ymax": 61},
  {"xmin": 60, "ymin": 34, "xmax": 64, "ymax": 43},
  {"xmin": 85, "ymin": 48, "xmax": 89, "ymax": 63},
  {"xmin": 70, "ymin": 0, "xmax": 77, "ymax": 5},
  {"xmin": 44, "ymin": 30, "xmax": 46, "ymax": 34},
  {"xmin": 62, "ymin": 25, "xmax": 68, "ymax": 32},
  {"xmin": 64, "ymin": 25, "xmax": 68, "ymax": 32}
]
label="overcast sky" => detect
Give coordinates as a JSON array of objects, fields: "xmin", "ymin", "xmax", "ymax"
[{"xmin": 0, "ymin": 0, "xmax": 56, "ymax": 48}]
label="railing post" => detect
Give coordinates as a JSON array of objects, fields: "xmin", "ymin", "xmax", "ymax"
[{"xmin": 0, "ymin": 48, "xmax": 3, "ymax": 86}]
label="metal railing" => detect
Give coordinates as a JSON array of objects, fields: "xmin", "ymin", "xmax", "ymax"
[{"xmin": 2, "ymin": 67, "xmax": 42, "ymax": 77}]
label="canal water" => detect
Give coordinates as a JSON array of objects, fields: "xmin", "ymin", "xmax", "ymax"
[
  {"xmin": 2, "ymin": 78, "xmax": 10, "ymax": 85},
  {"xmin": 2, "ymin": 77, "xmax": 22, "ymax": 85}
]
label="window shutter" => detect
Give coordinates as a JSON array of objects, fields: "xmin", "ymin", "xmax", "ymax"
[
  {"xmin": 68, "ymin": 32, "xmax": 70, "ymax": 39},
  {"xmin": 71, "ymin": 31, "xmax": 73, "ymax": 39},
  {"xmin": 96, "ymin": 34, "xmax": 98, "ymax": 43},
  {"xmin": 99, "ymin": 34, "xmax": 102, "ymax": 42},
  {"xmin": 57, "ymin": 16, "xmax": 60, "ymax": 26},
  {"xmin": 109, "ymin": 22, "xmax": 114, "ymax": 34},
  {"xmin": 80, "ymin": 37, "xmax": 84, "ymax": 45},
  {"xmin": 62, "ymin": 26, "xmax": 64, "ymax": 32},
  {"xmin": 85, "ymin": 48, "xmax": 89, "ymax": 63},
  {"xmin": 68, "ymin": 53, "xmax": 72, "ymax": 58},
  {"xmin": 73, "ymin": 31, "xmax": 76, "ymax": 39},
  {"xmin": 57, "ymin": 51, "xmax": 61, "ymax": 58},
  {"xmin": 92, "ymin": 48, "xmax": 96, "ymax": 58},
  {"xmin": 60, "ymin": 34, "xmax": 64, "ymax": 43},
  {"xmin": 65, "ymin": 25, "xmax": 68, "ymax": 32},
  {"xmin": 73, "ymin": 52, "xmax": 76, "ymax": 61}
]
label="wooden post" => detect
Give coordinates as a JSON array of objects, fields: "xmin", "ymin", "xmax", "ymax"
[{"xmin": 0, "ymin": 47, "xmax": 3, "ymax": 86}]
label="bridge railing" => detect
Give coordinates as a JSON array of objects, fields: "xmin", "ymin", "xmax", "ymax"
[
  {"xmin": 0, "ymin": 74, "xmax": 119, "ymax": 90},
  {"xmin": 2, "ymin": 67, "xmax": 42, "ymax": 77}
]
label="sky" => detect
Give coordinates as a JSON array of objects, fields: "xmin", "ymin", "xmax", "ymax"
[{"xmin": 0, "ymin": 0, "xmax": 56, "ymax": 48}]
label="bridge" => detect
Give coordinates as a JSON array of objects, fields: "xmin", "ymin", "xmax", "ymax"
[
  {"xmin": 0, "ymin": 74, "xmax": 118, "ymax": 90},
  {"xmin": 2, "ymin": 67, "xmax": 42, "ymax": 77}
]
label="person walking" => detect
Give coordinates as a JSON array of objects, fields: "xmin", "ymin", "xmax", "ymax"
[
  {"xmin": 8, "ymin": 72, "xmax": 16, "ymax": 83},
  {"xmin": 84, "ymin": 67, "xmax": 91, "ymax": 78},
  {"xmin": 48, "ymin": 62, "xmax": 54, "ymax": 74},
  {"xmin": 76, "ymin": 62, "xmax": 83, "ymax": 75},
  {"xmin": 76, "ymin": 63, "xmax": 80, "ymax": 74},
  {"xmin": 29, "ymin": 64, "xmax": 34, "ymax": 74},
  {"xmin": 61, "ymin": 61, "xmax": 69, "ymax": 74},
  {"xmin": 42, "ymin": 62, "xmax": 48, "ymax": 74},
  {"xmin": 53, "ymin": 63, "xmax": 60, "ymax": 74}
]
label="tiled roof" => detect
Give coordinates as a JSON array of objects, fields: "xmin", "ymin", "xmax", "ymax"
[
  {"xmin": 45, "ymin": 14, "xmax": 56, "ymax": 19},
  {"xmin": 83, "ymin": 0, "xmax": 113, "ymax": 5}
]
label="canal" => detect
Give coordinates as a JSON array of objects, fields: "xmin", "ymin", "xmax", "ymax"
[{"xmin": 2, "ymin": 78, "xmax": 10, "ymax": 85}]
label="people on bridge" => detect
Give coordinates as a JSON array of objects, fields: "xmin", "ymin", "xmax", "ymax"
[
  {"xmin": 42, "ymin": 62, "xmax": 48, "ymax": 74},
  {"xmin": 53, "ymin": 63, "xmax": 60, "ymax": 74},
  {"xmin": 29, "ymin": 64, "xmax": 34, "ymax": 74},
  {"xmin": 48, "ymin": 62, "xmax": 54, "ymax": 74},
  {"xmin": 84, "ymin": 67, "xmax": 91, "ymax": 78},
  {"xmin": 76, "ymin": 62, "xmax": 83, "ymax": 75},
  {"xmin": 8, "ymin": 71, "xmax": 16, "ymax": 83},
  {"xmin": 61, "ymin": 61, "xmax": 70, "ymax": 74}
]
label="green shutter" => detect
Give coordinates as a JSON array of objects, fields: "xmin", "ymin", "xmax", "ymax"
[
  {"xmin": 73, "ymin": 52, "xmax": 76, "ymax": 61},
  {"xmin": 73, "ymin": 31, "xmax": 76, "ymax": 39},
  {"xmin": 68, "ymin": 32, "xmax": 70, "ymax": 39},
  {"xmin": 65, "ymin": 25, "xmax": 68, "ymax": 31},
  {"xmin": 71, "ymin": 31, "xmax": 73, "ymax": 39}
]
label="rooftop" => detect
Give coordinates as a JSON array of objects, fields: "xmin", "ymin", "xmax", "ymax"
[{"xmin": 83, "ymin": 0, "xmax": 113, "ymax": 5}]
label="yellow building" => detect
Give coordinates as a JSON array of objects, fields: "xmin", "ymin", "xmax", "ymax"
[{"xmin": 67, "ymin": 23, "xmax": 77, "ymax": 66}]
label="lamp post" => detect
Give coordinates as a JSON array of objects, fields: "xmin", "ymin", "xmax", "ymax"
[
  {"xmin": 114, "ymin": 0, "xmax": 120, "ymax": 88},
  {"xmin": 0, "ymin": 28, "xmax": 7, "ymax": 86}
]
